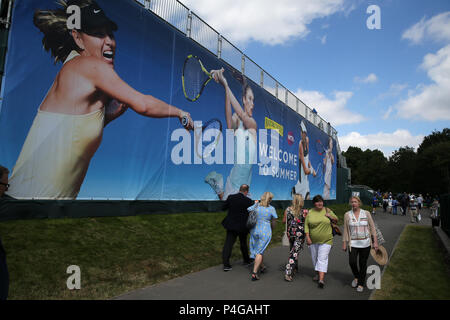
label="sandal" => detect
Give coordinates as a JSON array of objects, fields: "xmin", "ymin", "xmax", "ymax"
[
  {"xmin": 251, "ymin": 272, "xmax": 260, "ymax": 281},
  {"xmin": 260, "ymin": 266, "xmax": 267, "ymax": 274},
  {"xmin": 284, "ymin": 275, "xmax": 293, "ymax": 282}
]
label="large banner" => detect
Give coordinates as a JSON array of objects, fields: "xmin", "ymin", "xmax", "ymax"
[{"xmin": 0, "ymin": 0, "xmax": 336, "ymax": 201}]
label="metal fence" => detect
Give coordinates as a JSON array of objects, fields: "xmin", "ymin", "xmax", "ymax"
[{"xmin": 135, "ymin": 0, "xmax": 339, "ymax": 142}]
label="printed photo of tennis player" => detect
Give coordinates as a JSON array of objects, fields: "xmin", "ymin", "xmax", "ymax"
[
  {"xmin": 204, "ymin": 68, "xmax": 257, "ymax": 201},
  {"xmin": 5, "ymin": 0, "xmax": 193, "ymax": 200},
  {"xmin": 293, "ymin": 120, "xmax": 316, "ymax": 200},
  {"xmin": 322, "ymin": 137, "xmax": 335, "ymax": 200}
]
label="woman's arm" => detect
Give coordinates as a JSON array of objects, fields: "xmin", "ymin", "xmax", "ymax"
[
  {"xmin": 282, "ymin": 208, "xmax": 288, "ymax": 224},
  {"xmin": 367, "ymin": 211, "xmax": 379, "ymax": 249},
  {"xmin": 299, "ymin": 140, "xmax": 315, "ymax": 176},
  {"xmin": 325, "ymin": 208, "xmax": 338, "ymax": 223},
  {"xmin": 342, "ymin": 213, "xmax": 349, "ymax": 251},
  {"xmin": 247, "ymin": 200, "xmax": 259, "ymax": 212},
  {"xmin": 84, "ymin": 58, "xmax": 193, "ymax": 129},
  {"xmin": 212, "ymin": 68, "xmax": 256, "ymax": 131}
]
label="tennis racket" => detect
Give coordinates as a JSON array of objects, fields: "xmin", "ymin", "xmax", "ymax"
[
  {"xmin": 182, "ymin": 54, "xmax": 213, "ymax": 102},
  {"xmin": 313, "ymin": 161, "xmax": 325, "ymax": 181},
  {"xmin": 195, "ymin": 118, "xmax": 223, "ymax": 159},
  {"xmin": 315, "ymin": 139, "xmax": 327, "ymax": 156}
]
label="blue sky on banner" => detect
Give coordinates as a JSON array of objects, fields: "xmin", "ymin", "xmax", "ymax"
[{"xmin": 180, "ymin": 0, "xmax": 450, "ymax": 157}]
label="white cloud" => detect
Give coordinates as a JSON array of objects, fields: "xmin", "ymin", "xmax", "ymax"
[
  {"xmin": 320, "ymin": 35, "xmax": 327, "ymax": 45},
  {"xmin": 295, "ymin": 89, "xmax": 365, "ymax": 126},
  {"xmin": 382, "ymin": 106, "xmax": 394, "ymax": 120},
  {"xmin": 354, "ymin": 73, "xmax": 378, "ymax": 84},
  {"xmin": 180, "ymin": 0, "xmax": 348, "ymax": 45},
  {"xmin": 393, "ymin": 44, "xmax": 450, "ymax": 121},
  {"xmin": 402, "ymin": 12, "xmax": 450, "ymax": 45},
  {"xmin": 377, "ymin": 83, "xmax": 408, "ymax": 100},
  {"xmin": 339, "ymin": 130, "xmax": 425, "ymax": 157}
]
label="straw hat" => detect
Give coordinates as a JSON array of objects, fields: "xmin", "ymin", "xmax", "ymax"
[{"xmin": 370, "ymin": 245, "xmax": 388, "ymax": 265}]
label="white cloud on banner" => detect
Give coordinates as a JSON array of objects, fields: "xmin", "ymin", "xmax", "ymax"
[
  {"xmin": 394, "ymin": 44, "xmax": 450, "ymax": 121},
  {"xmin": 339, "ymin": 130, "xmax": 424, "ymax": 157},
  {"xmin": 294, "ymin": 89, "xmax": 365, "ymax": 126},
  {"xmin": 402, "ymin": 12, "xmax": 450, "ymax": 45},
  {"xmin": 180, "ymin": 0, "xmax": 348, "ymax": 45}
]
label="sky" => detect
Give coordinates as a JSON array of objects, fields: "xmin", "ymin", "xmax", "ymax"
[{"xmin": 179, "ymin": 0, "xmax": 450, "ymax": 158}]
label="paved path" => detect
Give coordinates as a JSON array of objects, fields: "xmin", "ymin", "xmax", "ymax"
[{"xmin": 116, "ymin": 207, "xmax": 432, "ymax": 300}]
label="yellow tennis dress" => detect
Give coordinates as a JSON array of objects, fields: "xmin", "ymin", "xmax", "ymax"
[{"xmin": 7, "ymin": 52, "xmax": 105, "ymax": 199}]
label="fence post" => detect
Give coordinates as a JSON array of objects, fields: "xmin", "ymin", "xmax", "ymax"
[
  {"xmin": 217, "ymin": 35, "xmax": 222, "ymax": 59},
  {"xmin": 186, "ymin": 11, "xmax": 192, "ymax": 38},
  {"xmin": 260, "ymin": 70, "xmax": 264, "ymax": 88}
]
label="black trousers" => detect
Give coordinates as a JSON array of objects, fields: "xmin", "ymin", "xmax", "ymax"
[
  {"xmin": 222, "ymin": 230, "xmax": 250, "ymax": 267},
  {"xmin": 348, "ymin": 246, "xmax": 371, "ymax": 287},
  {"xmin": 0, "ymin": 239, "xmax": 9, "ymax": 300}
]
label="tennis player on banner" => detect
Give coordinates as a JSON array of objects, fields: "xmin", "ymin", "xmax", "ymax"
[
  {"xmin": 7, "ymin": 0, "xmax": 193, "ymax": 200},
  {"xmin": 322, "ymin": 137, "xmax": 334, "ymax": 200},
  {"xmin": 204, "ymin": 68, "xmax": 257, "ymax": 200},
  {"xmin": 294, "ymin": 121, "xmax": 316, "ymax": 200}
]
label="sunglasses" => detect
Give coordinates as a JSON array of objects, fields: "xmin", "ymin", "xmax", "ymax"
[{"xmin": 0, "ymin": 182, "xmax": 10, "ymax": 188}]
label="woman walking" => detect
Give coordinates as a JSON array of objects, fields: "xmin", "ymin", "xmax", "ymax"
[
  {"xmin": 283, "ymin": 194, "xmax": 307, "ymax": 282},
  {"xmin": 342, "ymin": 196, "xmax": 378, "ymax": 292},
  {"xmin": 305, "ymin": 195, "xmax": 337, "ymax": 288},
  {"xmin": 247, "ymin": 192, "xmax": 278, "ymax": 281}
]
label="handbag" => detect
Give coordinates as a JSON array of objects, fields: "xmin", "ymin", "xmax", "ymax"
[
  {"xmin": 326, "ymin": 208, "xmax": 341, "ymax": 236},
  {"xmin": 246, "ymin": 203, "xmax": 258, "ymax": 230}
]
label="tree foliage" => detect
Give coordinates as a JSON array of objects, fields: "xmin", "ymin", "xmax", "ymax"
[{"xmin": 342, "ymin": 128, "xmax": 450, "ymax": 195}]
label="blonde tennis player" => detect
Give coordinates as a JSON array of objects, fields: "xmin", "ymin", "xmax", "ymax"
[{"xmin": 7, "ymin": 0, "xmax": 193, "ymax": 200}]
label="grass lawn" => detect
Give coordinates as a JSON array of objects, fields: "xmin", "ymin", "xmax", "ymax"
[
  {"xmin": 0, "ymin": 203, "xmax": 357, "ymax": 300},
  {"xmin": 372, "ymin": 225, "xmax": 450, "ymax": 300}
]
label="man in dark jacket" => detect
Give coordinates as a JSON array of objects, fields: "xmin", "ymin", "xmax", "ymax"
[
  {"xmin": 0, "ymin": 165, "xmax": 10, "ymax": 300},
  {"xmin": 221, "ymin": 184, "xmax": 254, "ymax": 271}
]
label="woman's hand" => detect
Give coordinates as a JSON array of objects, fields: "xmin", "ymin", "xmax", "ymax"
[
  {"xmin": 211, "ymin": 68, "xmax": 227, "ymax": 87},
  {"xmin": 373, "ymin": 241, "xmax": 379, "ymax": 251},
  {"xmin": 306, "ymin": 235, "xmax": 312, "ymax": 246},
  {"xmin": 342, "ymin": 242, "xmax": 347, "ymax": 252}
]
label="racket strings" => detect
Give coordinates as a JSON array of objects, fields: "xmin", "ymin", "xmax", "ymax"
[
  {"xmin": 183, "ymin": 58, "xmax": 209, "ymax": 100},
  {"xmin": 196, "ymin": 120, "xmax": 222, "ymax": 158}
]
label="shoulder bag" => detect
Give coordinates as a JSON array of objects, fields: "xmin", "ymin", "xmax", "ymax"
[
  {"xmin": 246, "ymin": 203, "xmax": 258, "ymax": 230},
  {"xmin": 326, "ymin": 207, "xmax": 341, "ymax": 236}
]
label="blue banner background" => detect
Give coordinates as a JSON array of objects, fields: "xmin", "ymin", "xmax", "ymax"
[{"xmin": 0, "ymin": 0, "xmax": 336, "ymax": 201}]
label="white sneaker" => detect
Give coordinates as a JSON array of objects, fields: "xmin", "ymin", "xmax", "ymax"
[
  {"xmin": 351, "ymin": 279, "xmax": 358, "ymax": 288},
  {"xmin": 205, "ymin": 171, "xmax": 224, "ymax": 195},
  {"xmin": 356, "ymin": 286, "xmax": 364, "ymax": 292}
]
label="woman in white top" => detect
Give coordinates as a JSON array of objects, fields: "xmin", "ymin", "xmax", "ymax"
[
  {"xmin": 7, "ymin": 0, "xmax": 193, "ymax": 200},
  {"xmin": 342, "ymin": 196, "xmax": 378, "ymax": 292}
]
